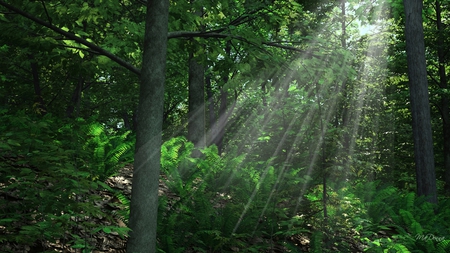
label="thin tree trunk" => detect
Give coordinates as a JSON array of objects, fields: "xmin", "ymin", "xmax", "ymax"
[
  {"xmin": 127, "ymin": 0, "xmax": 169, "ymax": 252},
  {"xmin": 206, "ymin": 74, "xmax": 216, "ymax": 146},
  {"xmin": 340, "ymin": 0, "xmax": 351, "ymax": 168},
  {"xmin": 261, "ymin": 81, "xmax": 267, "ymax": 106},
  {"xmin": 29, "ymin": 55, "xmax": 46, "ymax": 115},
  {"xmin": 216, "ymin": 87, "xmax": 228, "ymax": 155},
  {"xmin": 66, "ymin": 76, "xmax": 83, "ymax": 118},
  {"xmin": 403, "ymin": 0, "xmax": 438, "ymax": 203},
  {"xmin": 435, "ymin": 0, "xmax": 450, "ymax": 194}
]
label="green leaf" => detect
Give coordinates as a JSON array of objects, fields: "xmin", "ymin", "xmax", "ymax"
[
  {"xmin": 103, "ymin": 227, "xmax": 112, "ymax": 233},
  {"xmin": 0, "ymin": 141, "xmax": 11, "ymax": 150},
  {"xmin": 7, "ymin": 139, "xmax": 21, "ymax": 147},
  {"xmin": 0, "ymin": 218, "xmax": 17, "ymax": 223}
]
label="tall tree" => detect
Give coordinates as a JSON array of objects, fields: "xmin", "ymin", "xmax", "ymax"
[
  {"xmin": 188, "ymin": 52, "xmax": 206, "ymax": 155},
  {"xmin": 433, "ymin": 0, "xmax": 450, "ymax": 194},
  {"xmin": 403, "ymin": 0, "xmax": 437, "ymax": 203},
  {"xmin": 126, "ymin": 0, "xmax": 169, "ymax": 252},
  {"xmin": 187, "ymin": 2, "xmax": 206, "ymax": 155}
]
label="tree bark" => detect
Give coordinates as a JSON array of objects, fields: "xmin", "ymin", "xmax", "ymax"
[
  {"xmin": 215, "ymin": 42, "xmax": 231, "ymax": 155},
  {"xmin": 187, "ymin": 2, "xmax": 206, "ymax": 156},
  {"xmin": 188, "ymin": 53, "xmax": 206, "ymax": 156},
  {"xmin": 434, "ymin": 0, "xmax": 450, "ymax": 195},
  {"xmin": 29, "ymin": 55, "xmax": 46, "ymax": 115},
  {"xmin": 216, "ymin": 87, "xmax": 228, "ymax": 155},
  {"xmin": 66, "ymin": 76, "xmax": 83, "ymax": 118},
  {"xmin": 403, "ymin": 0, "xmax": 438, "ymax": 203},
  {"xmin": 340, "ymin": 0, "xmax": 351, "ymax": 170},
  {"xmin": 206, "ymin": 74, "xmax": 217, "ymax": 146},
  {"xmin": 126, "ymin": 0, "xmax": 169, "ymax": 252}
]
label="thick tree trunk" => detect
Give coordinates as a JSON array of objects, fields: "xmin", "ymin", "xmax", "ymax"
[
  {"xmin": 188, "ymin": 53, "xmax": 205, "ymax": 155},
  {"xmin": 435, "ymin": 0, "xmax": 450, "ymax": 194},
  {"xmin": 403, "ymin": 0, "xmax": 438, "ymax": 203},
  {"xmin": 443, "ymin": 108, "xmax": 450, "ymax": 194},
  {"xmin": 126, "ymin": 0, "xmax": 169, "ymax": 252}
]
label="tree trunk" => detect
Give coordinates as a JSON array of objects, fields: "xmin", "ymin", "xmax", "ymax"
[
  {"xmin": 188, "ymin": 53, "xmax": 205, "ymax": 156},
  {"xmin": 435, "ymin": 0, "xmax": 450, "ymax": 195},
  {"xmin": 216, "ymin": 87, "xmax": 228, "ymax": 155},
  {"xmin": 340, "ymin": 0, "xmax": 351, "ymax": 170},
  {"xmin": 29, "ymin": 55, "xmax": 46, "ymax": 115},
  {"xmin": 403, "ymin": 0, "xmax": 438, "ymax": 203},
  {"xmin": 215, "ymin": 42, "xmax": 231, "ymax": 155},
  {"xmin": 66, "ymin": 76, "xmax": 83, "ymax": 118},
  {"xmin": 126, "ymin": 0, "xmax": 169, "ymax": 252},
  {"xmin": 206, "ymin": 74, "xmax": 217, "ymax": 146}
]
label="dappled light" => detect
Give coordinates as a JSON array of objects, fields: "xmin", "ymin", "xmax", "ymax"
[{"xmin": 1, "ymin": 0, "xmax": 450, "ymax": 252}]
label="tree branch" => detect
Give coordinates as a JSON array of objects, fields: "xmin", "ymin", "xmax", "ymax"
[
  {"xmin": 0, "ymin": 0, "xmax": 321, "ymax": 76},
  {"xmin": 168, "ymin": 31, "xmax": 320, "ymax": 57},
  {"xmin": 0, "ymin": 0, "xmax": 141, "ymax": 76}
]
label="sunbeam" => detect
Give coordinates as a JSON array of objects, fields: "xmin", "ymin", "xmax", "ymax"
[
  {"xmin": 4, "ymin": 0, "xmax": 450, "ymax": 252},
  {"xmin": 163, "ymin": 0, "xmax": 395, "ymax": 250}
]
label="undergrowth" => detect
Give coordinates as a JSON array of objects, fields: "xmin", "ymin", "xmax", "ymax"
[
  {"xmin": 0, "ymin": 111, "xmax": 131, "ymax": 252},
  {"xmin": 1, "ymin": 112, "xmax": 449, "ymax": 252},
  {"xmin": 157, "ymin": 136, "xmax": 450, "ymax": 253}
]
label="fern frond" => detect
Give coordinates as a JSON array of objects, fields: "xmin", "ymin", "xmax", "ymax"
[
  {"xmin": 392, "ymin": 243, "xmax": 411, "ymax": 252},
  {"xmin": 405, "ymin": 192, "xmax": 415, "ymax": 210},
  {"xmin": 310, "ymin": 231, "xmax": 323, "ymax": 253},
  {"xmin": 410, "ymin": 221, "xmax": 423, "ymax": 235},
  {"xmin": 399, "ymin": 209, "xmax": 415, "ymax": 227},
  {"xmin": 437, "ymin": 239, "xmax": 450, "ymax": 252},
  {"xmin": 88, "ymin": 122, "xmax": 104, "ymax": 136}
]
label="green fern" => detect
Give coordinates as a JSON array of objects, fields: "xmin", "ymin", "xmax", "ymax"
[
  {"xmin": 78, "ymin": 121, "xmax": 134, "ymax": 180},
  {"xmin": 437, "ymin": 239, "xmax": 450, "ymax": 252},
  {"xmin": 399, "ymin": 209, "xmax": 414, "ymax": 229},
  {"xmin": 405, "ymin": 192, "xmax": 415, "ymax": 210},
  {"xmin": 310, "ymin": 231, "xmax": 323, "ymax": 253},
  {"xmin": 0, "ymin": 113, "xmax": 132, "ymax": 251},
  {"xmin": 391, "ymin": 243, "xmax": 411, "ymax": 252}
]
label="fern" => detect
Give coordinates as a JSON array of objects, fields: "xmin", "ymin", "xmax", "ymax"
[
  {"xmin": 399, "ymin": 209, "xmax": 414, "ymax": 229},
  {"xmin": 310, "ymin": 231, "xmax": 323, "ymax": 253},
  {"xmin": 405, "ymin": 192, "xmax": 415, "ymax": 210},
  {"xmin": 354, "ymin": 184, "xmax": 450, "ymax": 252},
  {"xmin": 0, "ymin": 113, "xmax": 131, "ymax": 251},
  {"xmin": 75, "ymin": 120, "xmax": 134, "ymax": 180},
  {"xmin": 391, "ymin": 243, "xmax": 411, "ymax": 252},
  {"xmin": 437, "ymin": 240, "xmax": 450, "ymax": 252}
]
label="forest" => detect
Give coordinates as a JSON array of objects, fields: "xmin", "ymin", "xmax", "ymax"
[{"xmin": 0, "ymin": 0, "xmax": 450, "ymax": 252}]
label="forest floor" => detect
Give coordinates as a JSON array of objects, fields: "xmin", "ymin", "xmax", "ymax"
[
  {"xmin": 2, "ymin": 165, "xmax": 317, "ymax": 253},
  {"xmin": 2, "ymin": 165, "xmax": 135, "ymax": 252}
]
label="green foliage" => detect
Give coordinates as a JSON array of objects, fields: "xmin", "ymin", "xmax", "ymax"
[
  {"xmin": 1, "ymin": 0, "xmax": 450, "ymax": 252},
  {"xmin": 80, "ymin": 120, "xmax": 134, "ymax": 180},
  {"xmin": 158, "ymin": 137, "xmax": 292, "ymax": 252},
  {"xmin": 0, "ymin": 112, "xmax": 130, "ymax": 250},
  {"xmin": 352, "ymin": 182, "xmax": 450, "ymax": 252}
]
